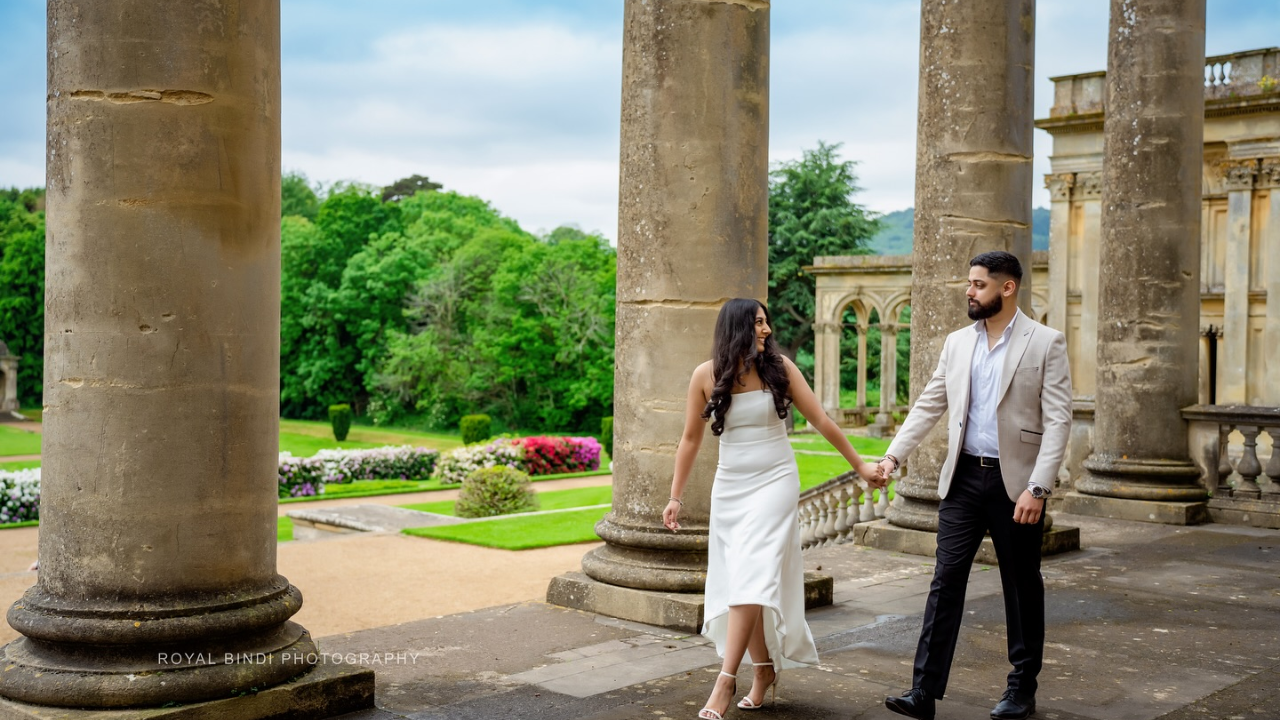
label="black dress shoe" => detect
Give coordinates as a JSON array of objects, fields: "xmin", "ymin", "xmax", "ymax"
[
  {"xmin": 885, "ymin": 688, "xmax": 935, "ymax": 720},
  {"xmin": 991, "ymin": 688, "xmax": 1036, "ymax": 719}
]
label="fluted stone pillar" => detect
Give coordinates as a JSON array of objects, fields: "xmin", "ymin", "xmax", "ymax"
[
  {"xmin": 1219, "ymin": 158, "xmax": 1258, "ymax": 405},
  {"xmin": 1262, "ymin": 159, "xmax": 1280, "ymax": 404},
  {"xmin": 0, "ymin": 1, "xmax": 372, "ymax": 713},
  {"xmin": 884, "ymin": 0, "xmax": 1036, "ymax": 533},
  {"xmin": 1045, "ymin": 173, "xmax": 1074, "ymax": 333},
  {"xmin": 870, "ymin": 323, "xmax": 898, "ymax": 437},
  {"xmin": 1075, "ymin": 0, "xmax": 1209, "ymax": 521},
  {"xmin": 546, "ymin": 0, "xmax": 789, "ymax": 631}
]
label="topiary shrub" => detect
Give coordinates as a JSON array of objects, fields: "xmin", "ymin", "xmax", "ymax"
[
  {"xmin": 454, "ymin": 466, "xmax": 538, "ymax": 519},
  {"xmin": 329, "ymin": 404, "xmax": 353, "ymax": 442},
  {"xmin": 601, "ymin": 416, "xmax": 613, "ymax": 459},
  {"xmin": 460, "ymin": 414, "xmax": 492, "ymax": 445}
]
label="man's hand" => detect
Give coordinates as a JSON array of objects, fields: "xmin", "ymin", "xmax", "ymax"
[
  {"xmin": 1013, "ymin": 490, "xmax": 1044, "ymax": 525},
  {"xmin": 876, "ymin": 457, "xmax": 897, "ymax": 482}
]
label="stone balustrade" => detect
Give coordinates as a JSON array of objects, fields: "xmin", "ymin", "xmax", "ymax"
[
  {"xmin": 1205, "ymin": 48, "xmax": 1280, "ymax": 100},
  {"xmin": 798, "ymin": 470, "xmax": 892, "ymax": 550},
  {"xmin": 1184, "ymin": 404, "xmax": 1280, "ymax": 529},
  {"xmin": 1048, "ymin": 47, "xmax": 1279, "ymax": 119}
]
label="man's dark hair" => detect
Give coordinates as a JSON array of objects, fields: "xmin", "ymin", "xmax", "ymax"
[{"xmin": 969, "ymin": 251, "xmax": 1023, "ymax": 284}]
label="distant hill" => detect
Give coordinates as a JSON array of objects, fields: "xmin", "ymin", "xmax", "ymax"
[{"xmin": 866, "ymin": 207, "xmax": 1050, "ymax": 255}]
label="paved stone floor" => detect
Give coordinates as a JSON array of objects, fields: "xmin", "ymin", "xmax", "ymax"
[{"xmin": 317, "ymin": 512, "xmax": 1280, "ymax": 720}]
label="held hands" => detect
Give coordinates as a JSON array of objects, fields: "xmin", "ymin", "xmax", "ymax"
[
  {"xmin": 857, "ymin": 461, "xmax": 888, "ymax": 490},
  {"xmin": 662, "ymin": 499, "xmax": 682, "ymax": 533},
  {"xmin": 1013, "ymin": 490, "xmax": 1045, "ymax": 525}
]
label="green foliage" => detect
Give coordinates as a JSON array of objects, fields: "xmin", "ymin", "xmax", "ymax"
[
  {"xmin": 329, "ymin": 404, "xmax": 353, "ymax": 441},
  {"xmin": 381, "ymin": 174, "xmax": 442, "ymax": 204},
  {"xmin": 837, "ymin": 305, "xmax": 911, "ymax": 407},
  {"xmin": 460, "ymin": 414, "xmax": 492, "ymax": 445},
  {"xmin": 867, "ymin": 207, "xmax": 1050, "ymax": 255},
  {"xmin": 454, "ymin": 466, "xmax": 538, "ymax": 519},
  {"xmin": 281, "ymin": 171, "xmax": 321, "ymax": 220},
  {"xmin": 0, "ymin": 188, "xmax": 46, "ymax": 405},
  {"xmin": 601, "ymin": 416, "xmax": 613, "ymax": 459},
  {"xmin": 768, "ymin": 142, "xmax": 880, "ymax": 360},
  {"xmin": 372, "ymin": 213, "xmax": 615, "ymax": 433}
]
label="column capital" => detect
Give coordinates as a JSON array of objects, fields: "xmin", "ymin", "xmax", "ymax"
[
  {"xmin": 812, "ymin": 321, "xmax": 841, "ymax": 333},
  {"xmin": 1045, "ymin": 172, "xmax": 1075, "ymax": 201},
  {"xmin": 1075, "ymin": 171, "xmax": 1102, "ymax": 199},
  {"xmin": 878, "ymin": 322, "xmax": 899, "ymax": 334},
  {"xmin": 1219, "ymin": 158, "xmax": 1259, "ymax": 192},
  {"xmin": 1257, "ymin": 157, "xmax": 1280, "ymax": 189}
]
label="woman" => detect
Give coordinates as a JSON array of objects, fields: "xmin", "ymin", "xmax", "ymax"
[{"xmin": 663, "ymin": 298, "xmax": 885, "ymax": 720}]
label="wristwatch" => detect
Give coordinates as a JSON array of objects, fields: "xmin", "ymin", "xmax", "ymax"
[{"xmin": 1029, "ymin": 485, "xmax": 1052, "ymax": 500}]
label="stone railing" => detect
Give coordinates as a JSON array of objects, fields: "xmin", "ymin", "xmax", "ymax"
[
  {"xmin": 1205, "ymin": 48, "xmax": 1280, "ymax": 100},
  {"xmin": 1183, "ymin": 404, "xmax": 1280, "ymax": 529},
  {"xmin": 798, "ymin": 471, "xmax": 890, "ymax": 550},
  {"xmin": 1047, "ymin": 47, "xmax": 1279, "ymax": 119}
]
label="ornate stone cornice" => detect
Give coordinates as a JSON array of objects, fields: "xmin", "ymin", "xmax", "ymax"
[
  {"xmin": 1258, "ymin": 158, "xmax": 1280, "ymax": 189},
  {"xmin": 1219, "ymin": 158, "xmax": 1259, "ymax": 192},
  {"xmin": 1075, "ymin": 171, "xmax": 1102, "ymax": 199},
  {"xmin": 1045, "ymin": 173, "xmax": 1075, "ymax": 201}
]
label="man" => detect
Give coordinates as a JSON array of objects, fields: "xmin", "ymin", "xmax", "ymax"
[{"xmin": 880, "ymin": 251, "xmax": 1072, "ymax": 720}]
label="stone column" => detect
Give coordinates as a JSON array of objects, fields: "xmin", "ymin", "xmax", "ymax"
[
  {"xmin": 1219, "ymin": 158, "xmax": 1258, "ymax": 405},
  {"xmin": 0, "ymin": 1, "xmax": 368, "ymax": 711},
  {"xmin": 855, "ymin": 320, "xmax": 869, "ymax": 420},
  {"xmin": 1076, "ymin": 0, "xmax": 1209, "ymax": 517},
  {"xmin": 870, "ymin": 323, "xmax": 898, "ymax": 437},
  {"xmin": 1262, "ymin": 158, "xmax": 1280, "ymax": 404},
  {"xmin": 885, "ymin": 0, "xmax": 1036, "ymax": 533},
  {"xmin": 1046, "ymin": 173, "xmax": 1074, "ymax": 333},
  {"xmin": 814, "ymin": 320, "xmax": 842, "ymax": 422},
  {"xmin": 575, "ymin": 0, "xmax": 769, "ymax": 600},
  {"xmin": 1075, "ymin": 172, "xmax": 1103, "ymax": 400},
  {"xmin": 0, "ymin": 352, "xmax": 16, "ymax": 413}
]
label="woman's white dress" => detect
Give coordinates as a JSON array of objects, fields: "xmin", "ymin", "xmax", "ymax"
[{"xmin": 703, "ymin": 389, "xmax": 819, "ymax": 670}]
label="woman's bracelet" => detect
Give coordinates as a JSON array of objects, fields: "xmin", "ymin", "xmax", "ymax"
[{"xmin": 668, "ymin": 497, "xmax": 683, "ymax": 506}]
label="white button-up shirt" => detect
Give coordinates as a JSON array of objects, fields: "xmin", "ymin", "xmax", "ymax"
[{"xmin": 961, "ymin": 308, "xmax": 1022, "ymax": 458}]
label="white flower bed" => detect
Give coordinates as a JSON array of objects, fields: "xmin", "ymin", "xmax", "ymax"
[
  {"xmin": 0, "ymin": 468, "xmax": 40, "ymax": 524},
  {"xmin": 432, "ymin": 440, "xmax": 525, "ymax": 485}
]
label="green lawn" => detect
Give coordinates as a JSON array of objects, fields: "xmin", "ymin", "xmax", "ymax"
[
  {"xmin": 278, "ymin": 431, "xmax": 383, "ymax": 457},
  {"xmin": 401, "ymin": 485, "xmax": 613, "ymax": 517},
  {"xmin": 277, "ymin": 517, "xmax": 293, "ymax": 542},
  {"xmin": 0, "ymin": 459, "xmax": 40, "ymax": 472},
  {"xmin": 0, "ymin": 425, "xmax": 41, "ymax": 456},
  {"xmin": 404, "ymin": 506, "xmax": 608, "ymax": 550},
  {"xmin": 789, "ymin": 434, "xmax": 890, "ymax": 456},
  {"xmin": 279, "ymin": 419, "xmax": 464, "ymax": 452}
]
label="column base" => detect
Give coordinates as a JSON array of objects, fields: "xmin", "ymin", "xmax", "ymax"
[
  {"xmin": 855, "ymin": 519, "xmax": 1081, "ymax": 564},
  {"xmin": 0, "ymin": 659, "xmax": 374, "ymax": 720},
  {"xmin": 583, "ymin": 516, "xmax": 710, "ymax": 593},
  {"xmin": 547, "ymin": 571, "xmax": 834, "ymax": 634},
  {"xmin": 1058, "ymin": 491, "xmax": 1209, "ymax": 525},
  {"xmin": 1077, "ymin": 456, "xmax": 1208, "ymax": 502}
]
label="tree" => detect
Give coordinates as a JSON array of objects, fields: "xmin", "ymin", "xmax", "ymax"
[
  {"xmin": 767, "ymin": 142, "xmax": 881, "ymax": 365},
  {"xmin": 381, "ymin": 174, "xmax": 443, "ymax": 204},
  {"xmin": 281, "ymin": 171, "xmax": 321, "ymax": 220},
  {"xmin": 0, "ymin": 188, "xmax": 46, "ymax": 406}
]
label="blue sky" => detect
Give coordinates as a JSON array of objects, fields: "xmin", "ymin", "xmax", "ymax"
[{"xmin": 0, "ymin": 1, "xmax": 1272, "ymax": 239}]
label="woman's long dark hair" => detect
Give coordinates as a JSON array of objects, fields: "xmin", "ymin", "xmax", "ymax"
[{"xmin": 701, "ymin": 298, "xmax": 791, "ymax": 436}]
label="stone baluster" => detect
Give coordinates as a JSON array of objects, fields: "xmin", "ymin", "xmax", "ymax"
[
  {"xmin": 860, "ymin": 487, "xmax": 877, "ymax": 523},
  {"xmin": 875, "ymin": 486, "xmax": 891, "ymax": 518},
  {"xmin": 832, "ymin": 487, "xmax": 852, "ymax": 544},
  {"xmin": 799, "ymin": 503, "xmax": 816, "ymax": 549},
  {"xmin": 1264, "ymin": 428, "xmax": 1280, "ymax": 497},
  {"xmin": 1235, "ymin": 426, "xmax": 1264, "ymax": 499},
  {"xmin": 821, "ymin": 492, "xmax": 840, "ymax": 546},
  {"xmin": 1217, "ymin": 424, "xmax": 1235, "ymax": 495}
]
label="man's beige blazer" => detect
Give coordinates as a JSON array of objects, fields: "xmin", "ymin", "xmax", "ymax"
[{"xmin": 884, "ymin": 312, "xmax": 1073, "ymax": 502}]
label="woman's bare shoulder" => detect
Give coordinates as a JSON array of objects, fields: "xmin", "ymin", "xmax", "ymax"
[{"xmin": 692, "ymin": 360, "xmax": 714, "ymax": 381}]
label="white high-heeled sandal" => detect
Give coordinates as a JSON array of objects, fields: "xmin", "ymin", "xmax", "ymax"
[
  {"xmin": 737, "ymin": 661, "xmax": 777, "ymax": 710},
  {"xmin": 698, "ymin": 671, "xmax": 737, "ymax": 719}
]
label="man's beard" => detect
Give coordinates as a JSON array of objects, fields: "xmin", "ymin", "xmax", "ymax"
[{"xmin": 967, "ymin": 294, "xmax": 1002, "ymax": 321}]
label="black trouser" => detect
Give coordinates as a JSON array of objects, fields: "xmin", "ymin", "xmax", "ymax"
[{"xmin": 912, "ymin": 454, "xmax": 1045, "ymax": 699}]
